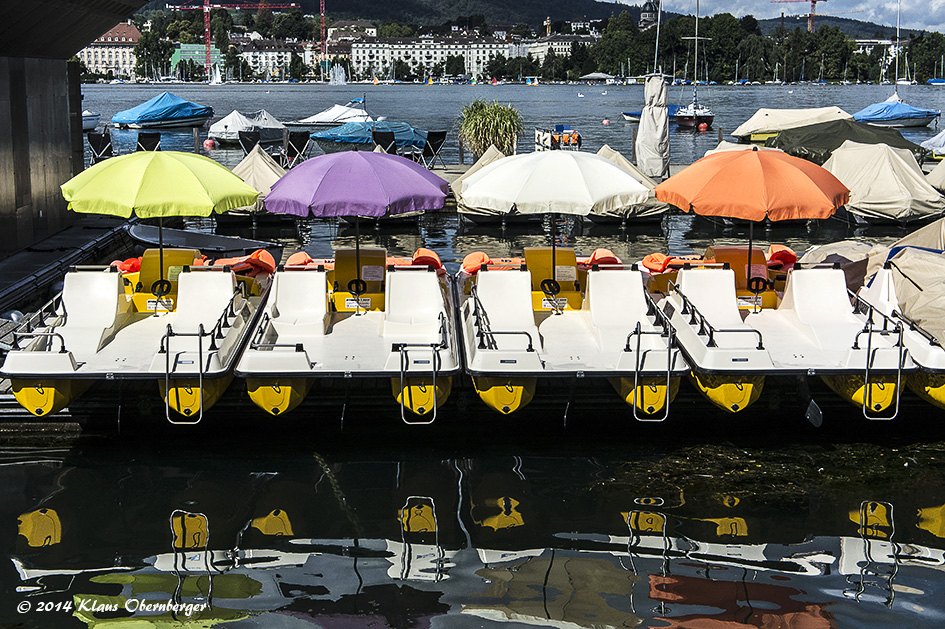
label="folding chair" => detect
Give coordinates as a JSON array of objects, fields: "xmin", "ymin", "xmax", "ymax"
[
  {"xmin": 418, "ymin": 130, "xmax": 447, "ymax": 169},
  {"xmin": 87, "ymin": 131, "xmax": 113, "ymax": 164},
  {"xmin": 238, "ymin": 130, "xmax": 260, "ymax": 155},
  {"xmin": 372, "ymin": 129, "xmax": 397, "ymax": 154},
  {"xmin": 282, "ymin": 131, "xmax": 310, "ymax": 168},
  {"xmin": 136, "ymin": 132, "xmax": 161, "ymax": 152}
]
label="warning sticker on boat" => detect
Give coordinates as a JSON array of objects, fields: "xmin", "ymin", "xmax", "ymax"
[
  {"xmin": 541, "ymin": 297, "xmax": 569, "ymax": 309},
  {"xmin": 555, "ymin": 265, "xmax": 577, "ymax": 281},
  {"xmin": 147, "ymin": 298, "xmax": 174, "ymax": 311},
  {"xmin": 168, "ymin": 266, "xmax": 184, "ymax": 281},
  {"xmin": 345, "ymin": 297, "xmax": 372, "ymax": 309},
  {"xmin": 362, "ymin": 265, "xmax": 384, "ymax": 281},
  {"xmin": 736, "ymin": 295, "xmax": 762, "ymax": 308}
]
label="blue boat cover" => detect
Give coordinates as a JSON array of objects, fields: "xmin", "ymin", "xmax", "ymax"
[
  {"xmin": 853, "ymin": 99, "xmax": 940, "ymax": 123},
  {"xmin": 311, "ymin": 121, "xmax": 427, "ymax": 148},
  {"xmin": 112, "ymin": 91, "xmax": 213, "ymax": 125}
]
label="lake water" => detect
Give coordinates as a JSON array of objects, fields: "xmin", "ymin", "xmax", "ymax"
[{"xmin": 3, "ymin": 83, "xmax": 944, "ymax": 627}]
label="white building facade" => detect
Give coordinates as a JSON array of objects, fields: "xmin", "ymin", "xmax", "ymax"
[
  {"xmin": 77, "ymin": 21, "xmax": 141, "ymax": 78},
  {"xmin": 527, "ymin": 35, "xmax": 597, "ymax": 64},
  {"xmin": 351, "ymin": 37, "xmax": 509, "ymax": 79},
  {"xmin": 239, "ymin": 40, "xmax": 303, "ymax": 78}
]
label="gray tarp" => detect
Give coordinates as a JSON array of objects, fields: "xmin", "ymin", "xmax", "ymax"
[
  {"xmin": 634, "ymin": 75, "xmax": 669, "ymax": 180},
  {"xmin": 767, "ymin": 119, "xmax": 923, "ymax": 165}
]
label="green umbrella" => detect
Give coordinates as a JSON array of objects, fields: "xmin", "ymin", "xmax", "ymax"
[{"xmin": 61, "ymin": 151, "xmax": 259, "ymax": 299}]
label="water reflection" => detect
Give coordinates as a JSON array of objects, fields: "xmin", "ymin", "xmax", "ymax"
[{"xmin": 5, "ymin": 443, "xmax": 945, "ymax": 627}]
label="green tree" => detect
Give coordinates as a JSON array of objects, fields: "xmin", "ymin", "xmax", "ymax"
[
  {"xmin": 510, "ymin": 23, "xmax": 532, "ymax": 38},
  {"xmin": 605, "ymin": 11, "xmax": 637, "ymax": 34},
  {"xmin": 255, "ymin": 7, "xmax": 274, "ymax": 38},
  {"xmin": 273, "ymin": 9, "xmax": 312, "ymax": 41},
  {"xmin": 379, "ymin": 21, "xmax": 417, "ymax": 38},
  {"xmin": 288, "ymin": 53, "xmax": 306, "ymax": 80},
  {"xmin": 134, "ymin": 30, "xmax": 175, "ymax": 79},
  {"xmin": 393, "ymin": 58, "xmax": 411, "ymax": 80},
  {"xmin": 446, "ymin": 54, "xmax": 466, "ymax": 76},
  {"xmin": 486, "ymin": 53, "xmax": 507, "ymax": 78}
]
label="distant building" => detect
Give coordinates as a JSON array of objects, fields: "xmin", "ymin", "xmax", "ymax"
[
  {"xmin": 855, "ymin": 39, "xmax": 895, "ymax": 55},
  {"xmin": 303, "ymin": 41, "xmax": 352, "ymax": 71},
  {"xmin": 351, "ymin": 36, "xmax": 508, "ymax": 79},
  {"xmin": 528, "ymin": 34, "xmax": 596, "ymax": 64},
  {"xmin": 77, "ymin": 21, "xmax": 141, "ymax": 78},
  {"xmin": 239, "ymin": 39, "xmax": 303, "ymax": 78},
  {"xmin": 639, "ymin": 1, "xmax": 660, "ymax": 30},
  {"xmin": 328, "ymin": 20, "xmax": 377, "ymax": 42},
  {"xmin": 169, "ymin": 43, "xmax": 223, "ymax": 72}
]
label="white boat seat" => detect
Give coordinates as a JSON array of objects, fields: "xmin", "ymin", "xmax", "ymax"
[
  {"xmin": 587, "ymin": 269, "xmax": 653, "ymax": 349},
  {"xmin": 173, "ymin": 271, "xmax": 237, "ymax": 333},
  {"xmin": 475, "ymin": 269, "xmax": 540, "ymax": 351},
  {"xmin": 271, "ymin": 270, "xmax": 328, "ymax": 336},
  {"xmin": 676, "ymin": 268, "xmax": 746, "ymax": 328},
  {"xmin": 55, "ymin": 270, "xmax": 123, "ymax": 356},
  {"xmin": 384, "ymin": 269, "xmax": 444, "ymax": 341},
  {"xmin": 776, "ymin": 268, "xmax": 862, "ymax": 349}
]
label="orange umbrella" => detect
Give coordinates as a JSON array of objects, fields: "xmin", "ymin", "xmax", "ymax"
[{"xmin": 654, "ymin": 147, "xmax": 849, "ymax": 221}]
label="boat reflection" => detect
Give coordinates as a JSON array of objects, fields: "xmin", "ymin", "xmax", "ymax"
[{"xmin": 7, "ymin": 448, "xmax": 945, "ymax": 627}]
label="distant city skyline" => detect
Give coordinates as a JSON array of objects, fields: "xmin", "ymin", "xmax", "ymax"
[{"xmin": 607, "ymin": 0, "xmax": 942, "ymax": 35}]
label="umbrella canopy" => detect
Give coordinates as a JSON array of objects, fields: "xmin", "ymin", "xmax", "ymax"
[
  {"xmin": 459, "ymin": 151, "xmax": 650, "ymax": 217},
  {"xmin": 654, "ymin": 148, "xmax": 849, "ymax": 222},
  {"xmin": 265, "ymin": 151, "xmax": 448, "ymax": 218},
  {"xmin": 61, "ymin": 151, "xmax": 259, "ymax": 218}
]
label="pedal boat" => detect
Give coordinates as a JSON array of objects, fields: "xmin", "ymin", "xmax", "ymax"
[
  {"xmin": 857, "ymin": 264, "xmax": 945, "ymax": 410},
  {"xmin": 456, "ymin": 247, "xmax": 688, "ymax": 418},
  {"xmin": 234, "ymin": 247, "xmax": 461, "ymax": 421},
  {"xmin": 1, "ymin": 248, "xmax": 268, "ymax": 421},
  {"xmin": 660, "ymin": 262, "xmax": 913, "ymax": 417}
]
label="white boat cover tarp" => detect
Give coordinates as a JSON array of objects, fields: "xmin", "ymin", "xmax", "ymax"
[
  {"xmin": 231, "ymin": 144, "xmax": 286, "ymax": 212},
  {"xmin": 596, "ymin": 144, "xmax": 671, "ymax": 217},
  {"xmin": 453, "ymin": 145, "xmax": 506, "ymax": 216},
  {"xmin": 209, "ymin": 110, "xmax": 285, "ymax": 143},
  {"xmin": 921, "ymin": 128, "xmax": 945, "ymax": 153},
  {"xmin": 822, "ymin": 140, "xmax": 945, "ymax": 223},
  {"xmin": 294, "ymin": 103, "xmax": 372, "ymax": 125},
  {"xmin": 704, "ymin": 141, "xmax": 782, "ymax": 156},
  {"xmin": 883, "ymin": 247, "xmax": 945, "ymax": 342},
  {"xmin": 634, "ymin": 75, "xmax": 670, "ymax": 179},
  {"xmin": 731, "ymin": 106, "xmax": 852, "ymax": 139},
  {"xmin": 926, "ymin": 159, "xmax": 945, "ymax": 192},
  {"xmin": 798, "ymin": 240, "xmax": 882, "ymax": 292}
]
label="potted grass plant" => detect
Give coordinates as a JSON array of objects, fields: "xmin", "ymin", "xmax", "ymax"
[{"xmin": 456, "ymin": 99, "xmax": 523, "ymax": 158}]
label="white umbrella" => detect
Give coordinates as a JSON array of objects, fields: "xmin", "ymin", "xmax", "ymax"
[{"xmin": 460, "ymin": 151, "xmax": 649, "ymax": 217}]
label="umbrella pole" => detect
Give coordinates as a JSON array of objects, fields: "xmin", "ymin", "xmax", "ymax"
[
  {"xmin": 159, "ymin": 217, "xmax": 164, "ymax": 282},
  {"xmin": 355, "ymin": 215, "xmax": 361, "ymax": 283},
  {"xmin": 550, "ymin": 214, "xmax": 556, "ymax": 272},
  {"xmin": 746, "ymin": 220, "xmax": 753, "ymax": 280}
]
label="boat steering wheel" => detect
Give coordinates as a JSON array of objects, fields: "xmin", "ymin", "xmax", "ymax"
[
  {"xmin": 151, "ymin": 279, "xmax": 172, "ymax": 298},
  {"xmin": 348, "ymin": 278, "xmax": 367, "ymax": 296},
  {"xmin": 747, "ymin": 276, "xmax": 770, "ymax": 294},
  {"xmin": 540, "ymin": 278, "xmax": 561, "ymax": 297}
]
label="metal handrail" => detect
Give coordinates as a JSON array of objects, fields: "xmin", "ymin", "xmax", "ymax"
[
  {"xmin": 667, "ymin": 280, "xmax": 765, "ymax": 350},
  {"xmin": 848, "ymin": 291, "xmax": 906, "ymax": 421},
  {"xmin": 469, "ymin": 284, "xmax": 536, "ymax": 352},
  {"xmin": 163, "ymin": 323, "xmax": 206, "ymax": 425}
]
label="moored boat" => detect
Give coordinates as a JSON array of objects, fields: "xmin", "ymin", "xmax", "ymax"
[
  {"xmin": 455, "ymin": 247, "xmax": 688, "ymax": 418},
  {"xmin": 111, "ymin": 91, "xmax": 213, "ymax": 129},
  {"xmin": 81, "ymin": 110, "xmax": 100, "ymax": 131},
  {"xmin": 310, "ymin": 120, "xmax": 426, "ymax": 154},
  {"xmin": 208, "ymin": 109, "xmax": 285, "ymax": 145},
  {"xmin": 234, "ymin": 247, "xmax": 461, "ymax": 420},
  {"xmin": 1, "ymin": 249, "xmax": 272, "ymax": 420},
  {"xmin": 285, "ymin": 98, "xmax": 374, "ymax": 126},
  {"xmin": 853, "ymin": 93, "xmax": 941, "ymax": 128}
]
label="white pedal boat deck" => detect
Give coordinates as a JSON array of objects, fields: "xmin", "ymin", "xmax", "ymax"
[
  {"xmin": 661, "ymin": 265, "xmax": 913, "ymax": 416},
  {"xmin": 235, "ymin": 248, "xmax": 461, "ymax": 420},
  {"xmin": 1, "ymin": 263, "xmax": 262, "ymax": 419},
  {"xmin": 457, "ymin": 247, "xmax": 688, "ymax": 417}
]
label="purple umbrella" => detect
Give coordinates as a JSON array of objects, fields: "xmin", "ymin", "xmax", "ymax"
[
  {"xmin": 265, "ymin": 151, "xmax": 448, "ymax": 293},
  {"xmin": 265, "ymin": 151, "xmax": 448, "ymax": 218}
]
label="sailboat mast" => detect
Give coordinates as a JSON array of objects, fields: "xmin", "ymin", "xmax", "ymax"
[
  {"xmin": 653, "ymin": 0, "xmax": 663, "ymax": 73},
  {"xmin": 895, "ymin": 0, "xmax": 901, "ymax": 89},
  {"xmin": 693, "ymin": 0, "xmax": 699, "ymax": 106}
]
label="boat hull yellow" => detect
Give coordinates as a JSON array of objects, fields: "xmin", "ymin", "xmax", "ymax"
[
  {"xmin": 392, "ymin": 377, "xmax": 452, "ymax": 415},
  {"xmin": 907, "ymin": 372, "xmax": 945, "ymax": 410},
  {"xmin": 472, "ymin": 376, "xmax": 536, "ymax": 414},
  {"xmin": 822, "ymin": 374, "xmax": 897, "ymax": 413},
  {"xmin": 246, "ymin": 378, "xmax": 314, "ymax": 416},
  {"xmin": 689, "ymin": 372, "xmax": 764, "ymax": 413},
  {"xmin": 609, "ymin": 376, "xmax": 680, "ymax": 417},
  {"xmin": 11, "ymin": 379, "xmax": 92, "ymax": 417},
  {"xmin": 160, "ymin": 375, "xmax": 233, "ymax": 418}
]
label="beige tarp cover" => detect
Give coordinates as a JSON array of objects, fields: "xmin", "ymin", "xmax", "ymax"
[
  {"xmin": 453, "ymin": 145, "xmax": 506, "ymax": 216},
  {"xmin": 732, "ymin": 106, "xmax": 852, "ymax": 139},
  {"xmin": 823, "ymin": 140, "xmax": 945, "ymax": 223},
  {"xmin": 596, "ymin": 144, "xmax": 671, "ymax": 218},
  {"xmin": 884, "ymin": 247, "xmax": 945, "ymax": 342},
  {"xmin": 798, "ymin": 240, "xmax": 883, "ymax": 292},
  {"xmin": 704, "ymin": 141, "xmax": 782, "ymax": 156},
  {"xmin": 634, "ymin": 75, "xmax": 670, "ymax": 179},
  {"xmin": 231, "ymin": 144, "xmax": 286, "ymax": 213},
  {"xmin": 926, "ymin": 159, "xmax": 945, "ymax": 192}
]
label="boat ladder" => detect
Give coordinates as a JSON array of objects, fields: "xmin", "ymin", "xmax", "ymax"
[
  {"xmin": 625, "ymin": 295, "xmax": 680, "ymax": 422},
  {"xmin": 169, "ymin": 509, "xmax": 214, "ymax": 605},
  {"xmin": 393, "ymin": 313, "xmax": 449, "ymax": 425},
  {"xmin": 399, "ymin": 496, "xmax": 444, "ymax": 582},
  {"xmin": 851, "ymin": 293, "xmax": 906, "ymax": 420},
  {"xmin": 843, "ymin": 500, "xmax": 899, "ymax": 608}
]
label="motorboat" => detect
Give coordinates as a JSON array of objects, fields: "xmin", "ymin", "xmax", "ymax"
[
  {"xmin": 127, "ymin": 223, "xmax": 283, "ymax": 263},
  {"xmin": 621, "ymin": 104, "xmax": 679, "ymax": 123},
  {"xmin": 853, "ymin": 93, "xmax": 941, "ymax": 128},
  {"xmin": 731, "ymin": 106, "xmax": 852, "ymax": 144},
  {"xmin": 1, "ymin": 249, "xmax": 272, "ymax": 420},
  {"xmin": 675, "ymin": 99, "xmax": 714, "ymax": 129},
  {"xmin": 234, "ymin": 247, "xmax": 461, "ymax": 421},
  {"xmin": 81, "ymin": 110, "xmax": 100, "ymax": 131},
  {"xmin": 309, "ymin": 120, "xmax": 426, "ymax": 154},
  {"xmin": 657, "ymin": 253, "xmax": 913, "ymax": 417},
  {"xmin": 111, "ymin": 91, "xmax": 213, "ymax": 129},
  {"xmin": 208, "ymin": 109, "xmax": 285, "ymax": 145},
  {"xmin": 285, "ymin": 98, "xmax": 374, "ymax": 126},
  {"xmin": 455, "ymin": 247, "xmax": 688, "ymax": 418}
]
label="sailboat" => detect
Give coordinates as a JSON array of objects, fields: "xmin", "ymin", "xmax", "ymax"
[
  {"xmin": 675, "ymin": 0, "xmax": 714, "ymax": 128},
  {"xmin": 853, "ymin": 0, "xmax": 941, "ymax": 127}
]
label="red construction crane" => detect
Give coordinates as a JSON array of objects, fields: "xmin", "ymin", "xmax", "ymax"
[
  {"xmin": 771, "ymin": 0, "xmax": 824, "ymax": 32},
  {"xmin": 167, "ymin": 0, "xmax": 300, "ymax": 80}
]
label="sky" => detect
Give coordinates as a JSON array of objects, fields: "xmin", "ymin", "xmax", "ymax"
[{"xmin": 610, "ymin": 0, "xmax": 945, "ymax": 35}]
